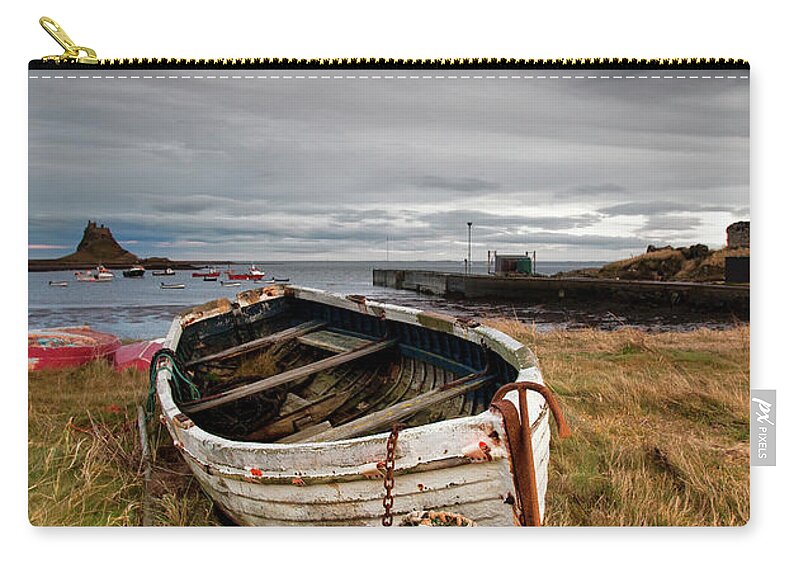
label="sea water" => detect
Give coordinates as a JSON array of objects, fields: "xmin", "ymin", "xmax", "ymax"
[{"xmin": 28, "ymin": 260, "xmax": 728, "ymax": 339}]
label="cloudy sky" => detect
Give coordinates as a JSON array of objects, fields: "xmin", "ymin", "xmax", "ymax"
[{"xmin": 28, "ymin": 70, "xmax": 748, "ymax": 261}]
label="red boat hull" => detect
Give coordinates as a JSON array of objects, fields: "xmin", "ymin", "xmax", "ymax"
[
  {"xmin": 28, "ymin": 327, "xmax": 121, "ymax": 371},
  {"xmin": 225, "ymin": 273, "xmax": 264, "ymax": 280},
  {"xmin": 113, "ymin": 339, "xmax": 164, "ymax": 372},
  {"xmin": 192, "ymin": 271, "xmax": 220, "ymax": 278}
]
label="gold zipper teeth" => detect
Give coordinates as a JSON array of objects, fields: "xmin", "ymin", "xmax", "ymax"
[
  {"xmin": 37, "ymin": 20, "xmax": 746, "ymax": 69},
  {"xmin": 90, "ymin": 57, "xmax": 747, "ymax": 68}
]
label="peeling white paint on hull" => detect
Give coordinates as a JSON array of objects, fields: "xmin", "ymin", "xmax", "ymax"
[{"xmin": 157, "ymin": 286, "xmax": 554, "ymax": 526}]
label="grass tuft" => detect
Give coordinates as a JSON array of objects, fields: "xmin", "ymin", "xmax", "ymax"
[
  {"xmin": 29, "ymin": 322, "xmax": 749, "ymax": 526},
  {"xmin": 28, "ymin": 360, "xmax": 216, "ymax": 526},
  {"xmin": 486, "ymin": 320, "xmax": 750, "ymax": 526}
]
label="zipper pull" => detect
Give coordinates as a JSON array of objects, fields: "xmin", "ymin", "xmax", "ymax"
[{"xmin": 39, "ymin": 16, "xmax": 98, "ymax": 64}]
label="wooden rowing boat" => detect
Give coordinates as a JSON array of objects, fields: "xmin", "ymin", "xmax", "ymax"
[{"xmin": 154, "ymin": 285, "xmax": 567, "ymax": 526}]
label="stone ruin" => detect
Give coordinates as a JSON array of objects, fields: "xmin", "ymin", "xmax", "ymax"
[{"xmin": 726, "ymin": 221, "xmax": 750, "ymax": 248}]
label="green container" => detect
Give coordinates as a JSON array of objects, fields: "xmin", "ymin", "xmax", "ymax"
[{"xmin": 516, "ymin": 257, "xmax": 532, "ymax": 274}]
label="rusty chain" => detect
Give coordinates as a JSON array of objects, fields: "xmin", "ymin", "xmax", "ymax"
[{"xmin": 381, "ymin": 423, "xmax": 403, "ymax": 527}]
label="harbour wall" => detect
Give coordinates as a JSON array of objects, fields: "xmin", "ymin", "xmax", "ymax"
[{"xmin": 373, "ymin": 269, "xmax": 749, "ymax": 316}]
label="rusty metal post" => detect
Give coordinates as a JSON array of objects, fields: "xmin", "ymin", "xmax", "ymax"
[{"xmin": 516, "ymin": 388, "xmax": 541, "ymax": 527}]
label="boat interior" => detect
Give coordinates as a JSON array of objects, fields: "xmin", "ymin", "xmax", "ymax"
[{"xmin": 171, "ymin": 295, "xmax": 519, "ymax": 443}]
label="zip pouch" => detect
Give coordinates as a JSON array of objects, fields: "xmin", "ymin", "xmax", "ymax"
[{"xmin": 28, "ymin": 17, "xmax": 750, "ymax": 527}]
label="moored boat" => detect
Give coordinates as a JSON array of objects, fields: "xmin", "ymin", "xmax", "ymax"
[
  {"xmin": 152, "ymin": 268, "xmax": 175, "ymax": 276},
  {"xmin": 74, "ymin": 265, "xmax": 114, "ymax": 282},
  {"xmin": 153, "ymin": 285, "xmax": 569, "ymax": 526},
  {"xmin": 29, "ymin": 327, "xmax": 121, "ymax": 371},
  {"xmin": 221, "ymin": 281, "xmax": 241, "ymax": 287},
  {"xmin": 193, "ymin": 267, "xmax": 221, "ymax": 278},
  {"xmin": 160, "ymin": 282, "xmax": 185, "ymax": 290},
  {"xmin": 48, "ymin": 280, "xmax": 69, "ymax": 287},
  {"xmin": 94, "ymin": 265, "xmax": 114, "ymax": 281},
  {"xmin": 226, "ymin": 264, "xmax": 266, "ymax": 280},
  {"xmin": 203, "ymin": 275, "xmax": 218, "ymax": 282},
  {"xmin": 122, "ymin": 265, "xmax": 146, "ymax": 278}
]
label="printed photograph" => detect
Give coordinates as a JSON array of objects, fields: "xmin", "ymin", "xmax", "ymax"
[{"xmin": 28, "ymin": 64, "xmax": 749, "ymax": 526}]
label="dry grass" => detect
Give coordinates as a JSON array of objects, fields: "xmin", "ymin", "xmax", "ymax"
[
  {"xmin": 584, "ymin": 245, "xmax": 750, "ymax": 282},
  {"xmin": 28, "ymin": 360, "xmax": 216, "ymax": 526},
  {"xmin": 29, "ymin": 323, "xmax": 749, "ymax": 527},
  {"xmin": 486, "ymin": 319, "xmax": 750, "ymax": 526}
]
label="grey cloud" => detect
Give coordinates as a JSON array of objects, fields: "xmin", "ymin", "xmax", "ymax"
[
  {"xmin": 639, "ymin": 215, "xmax": 704, "ymax": 233},
  {"xmin": 412, "ymin": 175, "xmax": 501, "ymax": 193},
  {"xmin": 28, "ymin": 70, "xmax": 748, "ymax": 260},
  {"xmin": 569, "ymin": 183, "xmax": 629, "ymax": 197},
  {"xmin": 419, "ymin": 210, "xmax": 602, "ymax": 232},
  {"xmin": 599, "ymin": 201, "xmax": 738, "ymax": 217}
]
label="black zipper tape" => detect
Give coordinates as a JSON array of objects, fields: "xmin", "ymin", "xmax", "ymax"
[{"xmin": 29, "ymin": 57, "xmax": 749, "ymax": 71}]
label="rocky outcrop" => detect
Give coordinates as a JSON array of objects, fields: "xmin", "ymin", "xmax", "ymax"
[
  {"xmin": 28, "ymin": 221, "xmax": 214, "ymax": 271},
  {"xmin": 557, "ymin": 243, "xmax": 748, "ymax": 283},
  {"xmin": 57, "ymin": 221, "xmax": 139, "ymax": 265}
]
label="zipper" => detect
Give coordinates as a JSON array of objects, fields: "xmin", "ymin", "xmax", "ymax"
[{"xmin": 31, "ymin": 16, "xmax": 749, "ymax": 70}]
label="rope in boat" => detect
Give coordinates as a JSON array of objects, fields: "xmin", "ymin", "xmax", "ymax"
[
  {"xmin": 490, "ymin": 381, "xmax": 571, "ymax": 526},
  {"xmin": 146, "ymin": 348, "xmax": 201, "ymax": 419}
]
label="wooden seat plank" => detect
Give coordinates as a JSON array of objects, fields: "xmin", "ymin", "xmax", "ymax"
[
  {"xmin": 297, "ymin": 330, "xmax": 372, "ymax": 353},
  {"xmin": 182, "ymin": 338, "xmax": 397, "ymax": 414},
  {"xmin": 185, "ymin": 320, "xmax": 326, "ymax": 367}
]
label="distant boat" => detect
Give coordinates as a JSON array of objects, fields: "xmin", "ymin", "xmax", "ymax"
[
  {"xmin": 203, "ymin": 275, "xmax": 218, "ymax": 282},
  {"xmin": 193, "ymin": 267, "xmax": 221, "ymax": 278},
  {"xmin": 152, "ymin": 268, "xmax": 175, "ymax": 276},
  {"xmin": 273, "ymin": 277, "xmax": 290, "ymax": 283},
  {"xmin": 48, "ymin": 280, "xmax": 68, "ymax": 287},
  {"xmin": 221, "ymin": 281, "xmax": 241, "ymax": 287},
  {"xmin": 160, "ymin": 282, "xmax": 185, "ymax": 290},
  {"xmin": 122, "ymin": 265, "xmax": 146, "ymax": 278},
  {"xmin": 74, "ymin": 265, "xmax": 114, "ymax": 282},
  {"xmin": 95, "ymin": 265, "xmax": 114, "ymax": 281},
  {"xmin": 226, "ymin": 264, "xmax": 266, "ymax": 280}
]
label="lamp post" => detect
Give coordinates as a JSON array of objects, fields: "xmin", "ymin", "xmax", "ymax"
[{"xmin": 467, "ymin": 222, "xmax": 472, "ymax": 274}]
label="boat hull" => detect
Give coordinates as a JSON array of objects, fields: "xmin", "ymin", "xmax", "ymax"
[
  {"xmin": 113, "ymin": 338, "xmax": 164, "ymax": 371},
  {"xmin": 29, "ymin": 327, "xmax": 121, "ymax": 371},
  {"xmin": 156, "ymin": 286, "xmax": 551, "ymax": 526}
]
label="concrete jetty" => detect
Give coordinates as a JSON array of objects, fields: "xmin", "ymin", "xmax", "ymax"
[{"xmin": 373, "ymin": 269, "xmax": 749, "ymax": 317}]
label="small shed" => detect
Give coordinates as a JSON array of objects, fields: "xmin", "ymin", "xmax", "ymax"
[{"xmin": 494, "ymin": 254, "xmax": 532, "ymax": 276}]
